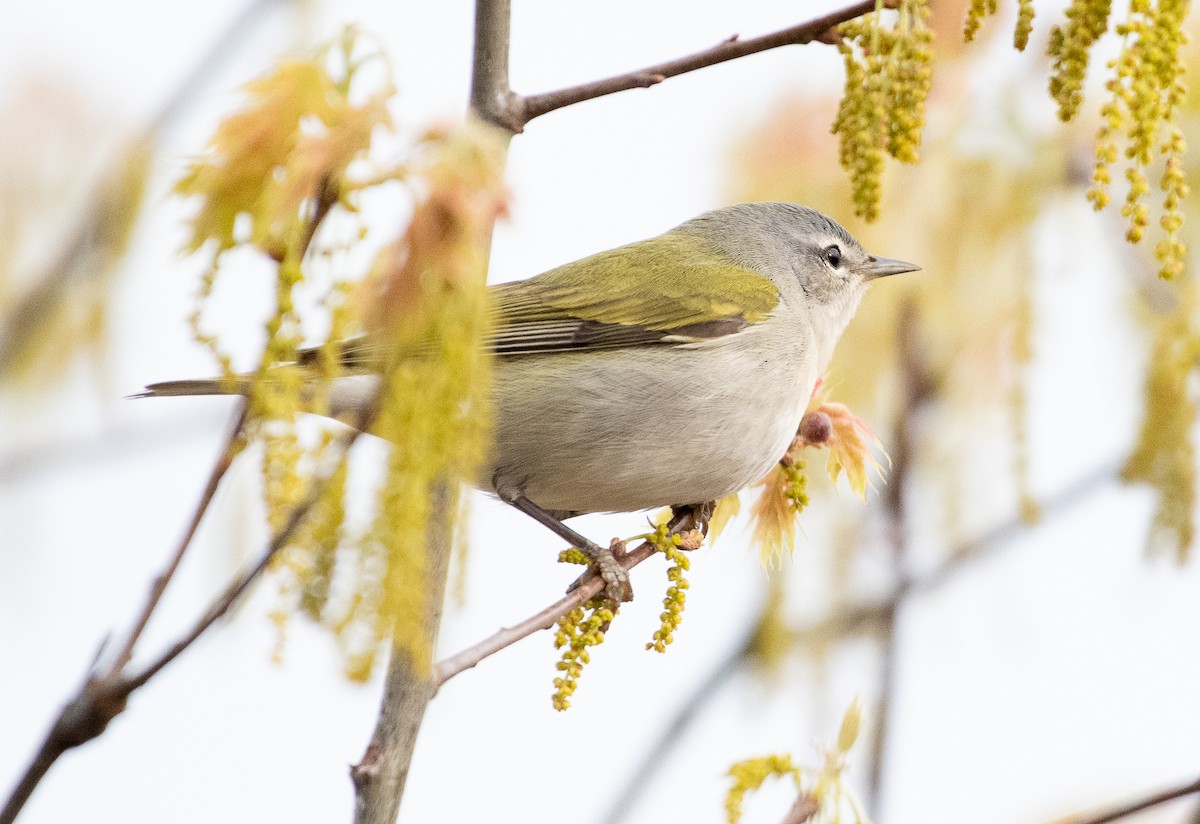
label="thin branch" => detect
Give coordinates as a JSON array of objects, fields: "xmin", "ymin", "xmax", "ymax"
[
  {"xmin": 108, "ymin": 402, "xmax": 248, "ymax": 674},
  {"xmin": 597, "ymin": 608, "xmax": 761, "ymax": 824},
  {"xmin": 514, "ymin": 0, "xmax": 885, "ymax": 128},
  {"xmin": 1, "ymin": 162, "xmax": 352, "ymax": 823},
  {"xmin": 1051, "ymin": 776, "xmax": 1200, "ymax": 824},
  {"xmin": 435, "ymin": 542, "xmax": 658, "ymax": 686},
  {"xmin": 350, "ymin": 487, "xmax": 455, "ymax": 824},
  {"xmin": 598, "ymin": 461, "xmax": 1121, "ymax": 824},
  {"xmin": 0, "ymin": 412, "xmax": 367, "ymax": 824},
  {"xmin": 469, "ymin": 0, "xmax": 517, "ymax": 130},
  {"xmin": 125, "ymin": 420, "xmax": 367, "ymax": 691}
]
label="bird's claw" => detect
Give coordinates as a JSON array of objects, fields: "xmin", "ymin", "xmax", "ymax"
[{"xmin": 566, "ymin": 539, "xmax": 633, "ymax": 603}]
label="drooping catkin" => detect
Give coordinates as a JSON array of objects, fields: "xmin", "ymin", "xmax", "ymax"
[
  {"xmin": 1086, "ymin": 0, "xmax": 1189, "ymax": 278},
  {"xmin": 833, "ymin": 0, "xmax": 934, "ymax": 221}
]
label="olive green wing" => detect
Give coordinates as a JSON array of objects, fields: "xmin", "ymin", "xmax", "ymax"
[
  {"xmin": 300, "ymin": 232, "xmax": 779, "ymax": 366},
  {"xmin": 487, "ymin": 232, "xmax": 779, "ymax": 356}
]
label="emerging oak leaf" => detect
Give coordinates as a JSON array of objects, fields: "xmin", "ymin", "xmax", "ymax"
[
  {"xmin": 707, "ymin": 493, "xmax": 742, "ymax": 545},
  {"xmin": 819, "ymin": 402, "xmax": 888, "ymax": 500},
  {"xmin": 750, "ymin": 461, "xmax": 808, "ymax": 567},
  {"xmin": 801, "ymin": 378, "xmax": 888, "ymax": 500}
]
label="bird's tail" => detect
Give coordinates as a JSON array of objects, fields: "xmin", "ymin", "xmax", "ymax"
[{"xmin": 129, "ymin": 378, "xmax": 249, "ymax": 400}]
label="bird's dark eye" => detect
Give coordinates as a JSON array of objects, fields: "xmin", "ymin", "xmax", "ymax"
[{"xmin": 823, "ymin": 244, "xmax": 842, "ymax": 268}]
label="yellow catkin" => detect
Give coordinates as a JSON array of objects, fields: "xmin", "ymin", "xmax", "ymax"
[
  {"xmin": 351, "ymin": 123, "xmax": 504, "ymax": 680},
  {"xmin": 1047, "ymin": 0, "xmax": 1113, "ymax": 122},
  {"xmin": 551, "ymin": 597, "xmax": 616, "ymax": 711},
  {"xmin": 963, "ymin": 0, "xmax": 999, "ymax": 43},
  {"xmin": 1087, "ymin": 0, "xmax": 1189, "ymax": 278},
  {"xmin": 833, "ymin": 0, "xmax": 934, "ymax": 221},
  {"xmin": 175, "ymin": 33, "xmax": 509, "ymax": 682},
  {"xmin": 1014, "ymin": 0, "xmax": 1037, "ymax": 50},
  {"xmin": 645, "ymin": 524, "xmax": 694, "ymax": 653},
  {"xmin": 725, "ymin": 755, "xmax": 802, "ymax": 824}
]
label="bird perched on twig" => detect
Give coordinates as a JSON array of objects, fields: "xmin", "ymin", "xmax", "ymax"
[{"xmin": 139, "ymin": 202, "xmax": 918, "ymax": 602}]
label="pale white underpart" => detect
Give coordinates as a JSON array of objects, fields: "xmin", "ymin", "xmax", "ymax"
[
  {"xmin": 491, "ymin": 313, "xmax": 818, "ymax": 513},
  {"xmin": 322, "ymin": 213, "xmax": 872, "ymax": 516}
]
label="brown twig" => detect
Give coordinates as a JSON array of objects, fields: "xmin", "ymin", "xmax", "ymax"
[
  {"xmin": 435, "ymin": 541, "xmax": 658, "ymax": 686},
  {"xmin": 345, "ymin": 4, "xmax": 519, "ymax": 820},
  {"xmin": 0, "ymin": 406, "xmax": 368, "ymax": 824},
  {"xmin": 472, "ymin": 0, "xmax": 888, "ymax": 131},
  {"xmin": 108, "ymin": 402, "xmax": 248, "ymax": 674},
  {"xmin": 125, "ymin": 418, "xmax": 368, "ymax": 691},
  {"xmin": 595, "ymin": 459, "xmax": 1121, "ymax": 824},
  {"xmin": 1051, "ymin": 776, "xmax": 1200, "ymax": 824},
  {"xmin": 1, "ymin": 133, "xmax": 350, "ymax": 824}
]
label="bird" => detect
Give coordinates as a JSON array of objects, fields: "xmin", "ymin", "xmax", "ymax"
[{"xmin": 139, "ymin": 202, "xmax": 918, "ymax": 600}]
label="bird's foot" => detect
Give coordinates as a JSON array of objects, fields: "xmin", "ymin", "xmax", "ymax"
[
  {"xmin": 567, "ymin": 538, "xmax": 633, "ymax": 604},
  {"xmin": 668, "ymin": 501, "xmax": 717, "ymax": 539}
]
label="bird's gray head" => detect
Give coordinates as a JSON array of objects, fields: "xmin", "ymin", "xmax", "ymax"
[{"xmin": 675, "ymin": 202, "xmax": 919, "ymax": 356}]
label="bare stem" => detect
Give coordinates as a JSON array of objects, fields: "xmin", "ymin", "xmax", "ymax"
[
  {"xmin": 1051, "ymin": 776, "xmax": 1200, "ymax": 824},
  {"xmin": 435, "ymin": 542, "xmax": 658, "ymax": 686},
  {"xmin": 109, "ymin": 402, "xmax": 248, "ymax": 674},
  {"xmin": 1, "ymin": 172, "xmax": 353, "ymax": 823},
  {"xmin": 344, "ymin": 3, "xmax": 519, "ymax": 821},
  {"xmin": 350, "ymin": 489, "xmax": 455, "ymax": 824},
  {"xmin": 515, "ymin": 0, "xmax": 883, "ymax": 128},
  {"xmin": 470, "ymin": 0, "xmax": 518, "ymax": 130}
]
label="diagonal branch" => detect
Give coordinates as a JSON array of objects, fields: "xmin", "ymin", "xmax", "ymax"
[
  {"xmin": 595, "ymin": 460, "xmax": 1122, "ymax": 824},
  {"xmin": 108, "ymin": 403, "xmax": 248, "ymax": 674},
  {"xmin": 513, "ymin": 0, "xmax": 884, "ymax": 129},
  {"xmin": 1, "ymin": 177, "xmax": 356, "ymax": 823},
  {"xmin": 0, "ymin": 408, "xmax": 370, "ymax": 824},
  {"xmin": 1050, "ymin": 776, "xmax": 1200, "ymax": 824},
  {"xmin": 435, "ymin": 542, "xmax": 658, "ymax": 686}
]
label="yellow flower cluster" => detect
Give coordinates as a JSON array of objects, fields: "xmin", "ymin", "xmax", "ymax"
[
  {"xmin": 724, "ymin": 701, "xmax": 869, "ymax": 824},
  {"xmin": 750, "ymin": 459, "xmax": 810, "ymax": 567},
  {"xmin": 1047, "ymin": 0, "xmax": 1113, "ymax": 121},
  {"xmin": 1090, "ymin": 0, "xmax": 1189, "ymax": 278},
  {"xmin": 176, "ymin": 31, "xmax": 508, "ymax": 681},
  {"xmin": 348, "ymin": 124, "xmax": 506, "ymax": 679},
  {"xmin": 177, "ymin": 32, "xmax": 392, "ymax": 539},
  {"xmin": 963, "ymin": 0, "xmax": 998, "ymax": 43},
  {"xmin": 833, "ymin": 0, "xmax": 934, "ymax": 221},
  {"xmin": 645, "ymin": 523, "xmax": 698, "ymax": 654},
  {"xmin": 552, "ymin": 597, "xmax": 616, "ymax": 711},
  {"xmin": 725, "ymin": 755, "xmax": 802, "ymax": 824},
  {"xmin": 1014, "ymin": 0, "xmax": 1037, "ymax": 50}
]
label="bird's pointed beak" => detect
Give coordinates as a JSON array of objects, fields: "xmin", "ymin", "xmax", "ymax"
[{"xmin": 857, "ymin": 255, "xmax": 921, "ymax": 280}]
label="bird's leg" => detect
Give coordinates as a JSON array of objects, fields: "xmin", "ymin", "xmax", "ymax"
[
  {"xmin": 503, "ymin": 494, "xmax": 634, "ymax": 603},
  {"xmin": 667, "ymin": 500, "xmax": 717, "ymax": 538}
]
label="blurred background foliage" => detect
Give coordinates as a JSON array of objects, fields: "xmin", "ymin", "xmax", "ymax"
[
  {"xmin": 726, "ymin": 0, "xmax": 1199, "ymax": 731},
  {"xmin": 1, "ymin": 0, "xmax": 1199, "ymax": 820}
]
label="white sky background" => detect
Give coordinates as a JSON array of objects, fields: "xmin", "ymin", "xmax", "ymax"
[{"xmin": 2, "ymin": 2, "xmax": 1200, "ymax": 824}]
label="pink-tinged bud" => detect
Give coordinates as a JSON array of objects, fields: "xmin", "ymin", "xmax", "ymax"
[{"xmin": 800, "ymin": 410, "xmax": 834, "ymax": 446}]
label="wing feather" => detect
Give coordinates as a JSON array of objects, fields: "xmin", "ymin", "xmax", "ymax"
[{"xmin": 301, "ymin": 229, "xmax": 780, "ymax": 365}]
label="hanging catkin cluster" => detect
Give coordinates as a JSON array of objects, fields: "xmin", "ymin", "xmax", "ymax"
[
  {"xmin": 1047, "ymin": 0, "xmax": 1114, "ymax": 120},
  {"xmin": 1088, "ymin": 0, "xmax": 1190, "ymax": 279},
  {"xmin": 176, "ymin": 31, "xmax": 508, "ymax": 680},
  {"xmin": 832, "ymin": 0, "xmax": 935, "ymax": 222}
]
